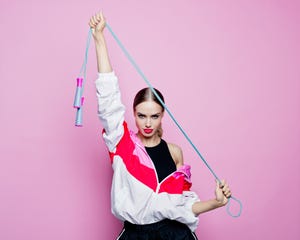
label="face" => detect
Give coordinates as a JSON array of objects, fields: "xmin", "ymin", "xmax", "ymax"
[{"xmin": 134, "ymin": 100, "xmax": 164, "ymax": 138}]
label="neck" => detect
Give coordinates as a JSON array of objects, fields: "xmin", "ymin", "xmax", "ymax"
[{"xmin": 137, "ymin": 132, "xmax": 161, "ymax": 147}]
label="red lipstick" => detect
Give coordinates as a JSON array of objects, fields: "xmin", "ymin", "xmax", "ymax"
[{"xmin": 144, "ymin": 129, "xmax": 153, "ymax": 134}]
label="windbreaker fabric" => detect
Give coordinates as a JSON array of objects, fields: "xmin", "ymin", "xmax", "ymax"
[{"xmin": 95, "ymin": 72, "xmax": 199, "ymax": 231}]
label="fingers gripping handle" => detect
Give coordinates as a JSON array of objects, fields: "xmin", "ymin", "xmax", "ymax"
[{"xmin": 217, "ymin": 179, "xmax": 243, "ymax": 218}]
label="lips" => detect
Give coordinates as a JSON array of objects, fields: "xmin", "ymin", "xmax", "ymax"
[{"xmin": 144, "ymin": 129, "xmax": 153, "ymax": 134}]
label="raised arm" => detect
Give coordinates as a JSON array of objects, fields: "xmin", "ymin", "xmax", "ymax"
[
  {"xmin": 89, "ymin": 12, "xmax": 112, "ymax": 73},
  {"xmin": 89, "ymin": 12, "xmax": 125, "ymax": 152}
]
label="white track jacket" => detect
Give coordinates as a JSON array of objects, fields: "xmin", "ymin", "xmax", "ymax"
[{"xmin": 95, "ymin": 72, "xmax": 200, "ymax": 231}]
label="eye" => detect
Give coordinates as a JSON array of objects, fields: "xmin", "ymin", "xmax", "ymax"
[
  {"xmin": 137, "ymin": 113, "xmax": 145, "ymax": 119},
  {"xmin": 151, "ymin": 114, "xmax": 159, "ymax": 119}
]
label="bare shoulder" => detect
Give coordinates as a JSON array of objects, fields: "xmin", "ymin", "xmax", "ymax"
[{"xmin": 167, "ymin": 142, "xmax": 184, "ymax": 168}]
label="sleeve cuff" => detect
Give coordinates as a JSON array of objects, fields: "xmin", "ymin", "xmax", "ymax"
[{"xmin": 97, "ymin": 71, "xmax": 115, "ymax": 78}]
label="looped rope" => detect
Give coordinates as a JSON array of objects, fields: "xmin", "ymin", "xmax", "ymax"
[
  {"xmin": 105, "ymin": 23, "xmax": 243, "ymax": 218},
  {"xmin": 227, "ymin": 196, "xmax": 243, "ymax": 218}
]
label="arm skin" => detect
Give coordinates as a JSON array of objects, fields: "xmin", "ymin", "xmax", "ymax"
[
  {"xmin": 89, "ymin": 12, "xmax": 112, "ymax": 73},
  {"xmin": 169, "ymin": 143, "xmax": 232, "ymax": 216},
  {"xmin": 191, "ymin": 179, "xmax": 231, "ymax": 216}
]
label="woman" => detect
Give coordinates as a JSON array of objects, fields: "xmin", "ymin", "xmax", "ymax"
[{"xmin": 89, "ymin": 12, "xmax": 231, "ymax": 240}]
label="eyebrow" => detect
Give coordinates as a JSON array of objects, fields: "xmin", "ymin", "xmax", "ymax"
[{"xmin": 137, "ymin": 112, "xmax": 161, "ymax": 117}]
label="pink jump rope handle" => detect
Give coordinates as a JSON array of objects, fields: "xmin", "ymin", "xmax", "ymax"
[
  {"xmin": 73, "ymin": 29, "xmax": 92, "ymax": 127},
  {"xmin": 73, "ymin": 78, "xmax": 83, "ymax": 108}
]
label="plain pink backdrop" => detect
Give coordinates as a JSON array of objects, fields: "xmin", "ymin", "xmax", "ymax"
[{"xmin": 1, "ymin": 0, "xmax": 299, "ymax": 239}]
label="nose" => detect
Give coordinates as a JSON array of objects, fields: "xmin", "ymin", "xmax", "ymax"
[{"xmin": 145, "ymin": 118, "xmax": 151, "ymax": 128}]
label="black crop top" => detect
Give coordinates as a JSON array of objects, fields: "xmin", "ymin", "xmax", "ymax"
[{"xmin": 145, "ymin": 139, "xmax": 177, "ymax": 182}]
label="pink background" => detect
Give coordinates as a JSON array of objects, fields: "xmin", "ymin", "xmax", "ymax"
[{"xmin": 1, "ymin": 0, "xmax": 299, "ymax": 239}]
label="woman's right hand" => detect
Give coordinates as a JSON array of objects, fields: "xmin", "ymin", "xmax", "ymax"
[{"xmin": 89, "ymin": 12, "xmax": 106, "ymax": 43}]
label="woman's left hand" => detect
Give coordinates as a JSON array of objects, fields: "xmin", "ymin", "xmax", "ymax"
[{"xmin": 215, "ymin": 179, "xmax": 231, "ymax": 206}]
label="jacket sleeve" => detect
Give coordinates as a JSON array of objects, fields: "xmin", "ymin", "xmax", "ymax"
[
  {"xmin": 153, "ymin": 191, "xmax": 200, "ymax": 232},
  {"xmin": 95, "ymin": 71, "xmax": 126, "ymax": 152}
]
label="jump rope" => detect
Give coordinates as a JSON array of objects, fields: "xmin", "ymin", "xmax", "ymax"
[{"xmin": 73, "ymin": 24, "xmax": 243, "ymax": 218}]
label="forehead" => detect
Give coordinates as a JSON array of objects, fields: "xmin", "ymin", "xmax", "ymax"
[{"xmin": 135, "ymin": 100, "xmax": 163, "ymax": 113}]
